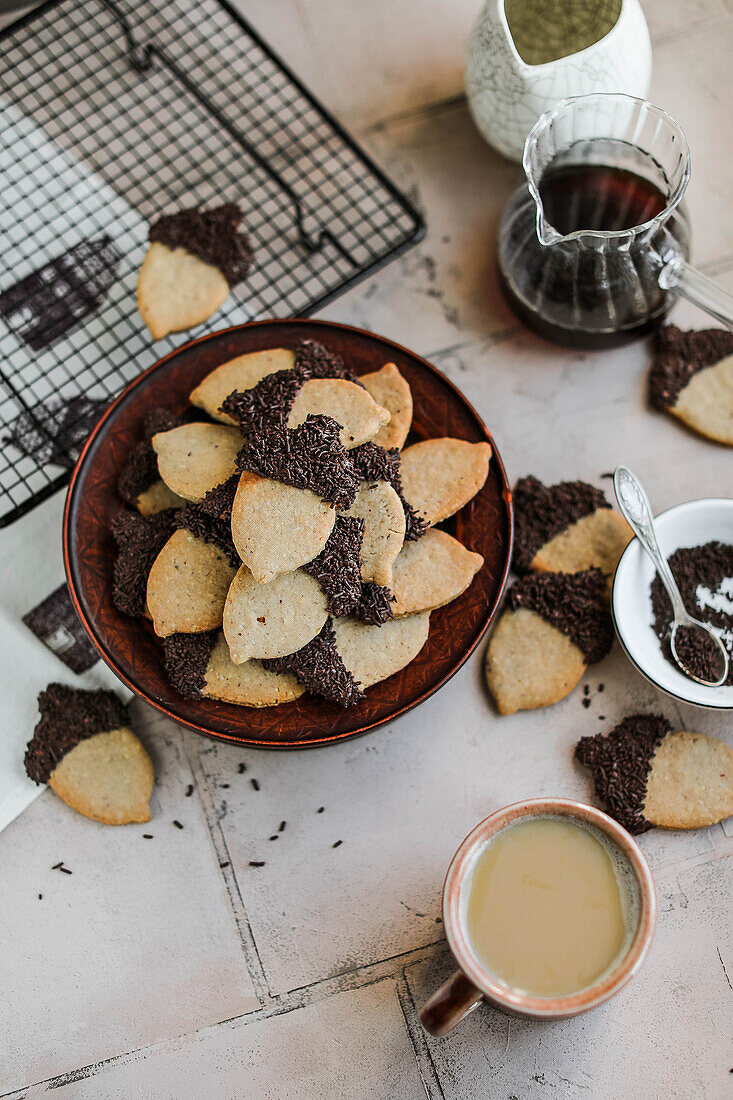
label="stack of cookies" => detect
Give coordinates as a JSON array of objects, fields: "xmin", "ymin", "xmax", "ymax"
[
  {"xmin": 485, "ymin": 475, "xmax": 632, "ymax": 715},
  {"xmin": 112, "ymin": 340, "xmax": 491, "ymax": 708}
]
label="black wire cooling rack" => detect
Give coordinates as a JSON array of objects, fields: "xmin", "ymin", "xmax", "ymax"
[{"xmin": 0, "ymin": 0, "xmax": 424, "ymax": 527}]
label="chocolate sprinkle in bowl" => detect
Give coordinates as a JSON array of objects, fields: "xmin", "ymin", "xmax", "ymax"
[{"xmin": 612, "ymin": 497, "xmax": 733, "ymax": 709}]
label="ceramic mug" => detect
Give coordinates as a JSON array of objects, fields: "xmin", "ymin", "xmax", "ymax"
[{"xmin": 419, "ymin": 798, "xmax": 656, "ymax": 1036}]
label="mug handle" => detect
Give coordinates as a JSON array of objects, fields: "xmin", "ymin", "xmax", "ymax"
[{"xmin": 419, "ymin": 970, "xmax": 483, "ymax": 1037}]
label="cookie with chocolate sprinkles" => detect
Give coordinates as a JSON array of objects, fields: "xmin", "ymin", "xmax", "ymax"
[
  {"xmin": 25, "ymin": 684, "xmax": 153, "ymax": 825},
  {"xmin": 138, "ymin": 204, "xmax": 253, "ymax": 340},
  {"xmin": 221, "ymin": 338, "xmax": 360, "ymax": 435},
  {"xmin": 513, "ymin": 475, "xmax": 630, "ymax": 580},
  {"xmin": 263, "ymin": 619, "xmax": 364, "ymax": 708},
  {"xmin": 649, "ymin": 324, "xmax": 733, "ymax": 445},
  {"xmin": 576, "ymin": 714, "xmax": 733, "ymax": 833},
  {"xmin": 162, "ymin": 630, "xmax": 218, "ymax": 699},
  {"xmin": 111, "ymin": 508, "xmax": 178, "ymax": 617},
  {"xmin": 350, "ymin": 441, "xmax": 427, "ymax": 541},
  {"xmin": 302, "ymin": 515, "xmax": 364, "ymax": 616},
  {"xmin": 174, "ymin": 475, "xmax": 240, "ymax": 567},
  {"xmin": 235, "ymin": 414, "xmax": 360, "ymax": 510},
  {"xmin": 484, "ymin": 569, "xmax": 613, "ymax": 716},
  {"xmin": 117, "ymin": 408, "xmax": 181, "ymax": 507}
]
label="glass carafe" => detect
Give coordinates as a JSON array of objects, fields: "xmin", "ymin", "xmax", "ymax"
[{"xmin": 497, "ymin": 93, "xmax": 733, "ymax": 348}]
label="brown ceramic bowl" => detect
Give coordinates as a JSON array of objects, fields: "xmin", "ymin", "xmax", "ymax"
[
  {"xmin": 64, "ymin": 319, "xmax": 513, "ymax": 748},
  {"xmin": 420, "ymin": 799, "xmax": 657, "ymax": 1035}
]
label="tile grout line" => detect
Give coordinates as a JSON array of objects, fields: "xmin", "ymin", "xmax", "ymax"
[
  {"xmin": 180, "ymin": 734, "xmax": 273, "ymax": 1007},
  {"xmin": 2, "ymin": 940, "xmax": 453, "ymax": 1096},
  {"xmin": 396, "ymin": 972, "xmax": 446, "ymax": 1100}
]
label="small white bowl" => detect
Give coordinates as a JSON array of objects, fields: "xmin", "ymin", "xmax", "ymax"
[{"xmin": 612, "ymin": 497, "xmax": 733, "ymax": 710}]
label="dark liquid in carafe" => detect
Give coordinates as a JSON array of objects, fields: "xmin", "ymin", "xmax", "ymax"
[
  {"xmin": 538, "ymin": 165, "xmax": 667, "ymax": 235},
  {"xmin": 498, "ymin": 163, "xmax": 689, "ymax": 349}
]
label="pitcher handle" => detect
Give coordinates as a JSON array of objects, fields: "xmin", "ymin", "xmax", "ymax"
[
  {"xmin": 419, "ymin": 969, "xmax": 484, "ymax": 1037},
  {"xmin": 658, "ymin": 253, "xmax": 733, "ymax": 330}
]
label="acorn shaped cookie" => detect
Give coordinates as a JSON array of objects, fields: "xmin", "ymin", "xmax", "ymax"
[
  {"xmin": 163, "ymin": 631, "xmax": 304, "ymax": 707},
  {"xmin": 484, "ymin": 569, "xmax": 614, "ymax": 715},
  {"xmin": 513, "ymin": 475, "xmax": 631, "ymax": 582},
  {"xmin": 576, "ymin": 714, "xmax": 733, "ymax": 833},
  {"xmin": 25, "ymin": 685, "xmax": 153, "ymax": 825},
  {"xmin": 649, "ymin": 325, "xmax": 733, "ymax": 445},
  {"xmin": 137, "ymin": 204, "xmax": 253, "ymax": 339}
]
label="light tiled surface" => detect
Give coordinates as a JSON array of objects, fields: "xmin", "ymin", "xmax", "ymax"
[{"xmin": 3, "ymin": 1, "xmax": 733, "ymax": 1096}]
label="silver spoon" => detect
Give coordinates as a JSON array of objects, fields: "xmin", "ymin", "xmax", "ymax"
[{"xmin": 613, "ymin": 465, "xmax": 729, "ymax": 688}]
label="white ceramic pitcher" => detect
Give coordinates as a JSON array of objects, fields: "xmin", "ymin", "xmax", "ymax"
[{"xmin": 465, "ymin": 0, "xmax": 652, "ymax": 161}]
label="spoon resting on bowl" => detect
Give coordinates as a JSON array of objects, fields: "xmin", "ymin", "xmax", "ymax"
[{"xmin": 613, "ymin": 466, "xmax": 729, "ymax": 688}]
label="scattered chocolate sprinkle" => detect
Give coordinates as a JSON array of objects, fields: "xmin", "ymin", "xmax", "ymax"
[
  {"xmin": 249, "ymin": 860, "xmax": 266, "ymax": 867},
  {"xmin": 51, "ymin": 862, "xmax": 63, "ymax": 869},
  {"xmin": 111, "ymin": 508, "xmax": 177, "ymax": 617},
  {"xmin": 278, "ymin": 821, "xmax": 286, "ymax": 832},
  {"xmin": 649, "ymin": 325, "xmax": 733, "ymax": 410},
  {"xmin": 269, "ymin": 835, "xmax": 278, "ymax": 841},
  {"xmin": 142, "ymin": 834, "xmax": 153, "ymax": 839},
  {"xmin": 263, "ymin": 619, "xmax": 364, "ymax": 707},
  {"xmin": 512, "ymin": 475, "xmax": 610, "ymax": 572},
  {"xmin": 583, "ymin": 684, "xmax": 589, "ymax": 695},
  {"xmin": 598, "ymin": 683, "xmax": 604, "ymax": 692},
  {"xmin": 582, "ymin": 697, "xmax": 591, "ymax": 709},
  {"xmin": 59, "ymin": 867, "xmax": 72, "ymax": 875},
  {"xmin": 149, "ymin": 203, "xmax": 253, "ymax": 285},
  {"xmin": 650, "ymin": 542, "xmax": 733, "ymax": 686},
  {"xmin": 25, "ymin": 684, "xmax": 128, "ymax": 784},
  {"xmin": 185, "ymin": 784, "xmax": 194, "ymax": 797},
  {"xmin": 251, "ymin": 778, "xmax": 260, "ymax": 791},
  {"xmin": 117, "ymin": 408, "xmax": 181, "ymax": 504},
  {"xmin": 355, "ymin": 582, "xmax": 395, "ymax": 625},
  {"xmin": 598, "ymin": 715, "xmax": 606, "ymax": 720},
  {"xmin": 575, "ymin": 714, "xmax": 672, "ymax": 834},
  {"xmin": 174, "ymin": 475, "xmax": 240, "ymax": 566},
  {"xmin": 219, "ymin": 861, "xmax": 230, "ymax": 868},
  {"xmin": 317, "ymin": 807, "xmax": 325, "ymax": 813},
  {"xmin": 350, "ymin": 441, "xmax": 428, "ymax": 541},
  {"xmin": 235, "ymin": 415, "xmax": 359, "ymax": 509},
  {"xmin": 600, "ymin": 472, "xmax": 614, "ymax": 480},
  {"xmin": 220, "ymin": 783, "xmax": 230, "ymax": 789},
  {"xmin": 5, "ymin": 394, "xmax": 108, "ymax": 470},
  {"xmin": 507, "ymin": 569, "xmax": 613, "ymax": 665},
  {"xmin": 172, "ymin": 820, "xmax": 184, "ymax": 829},
  {"xmin": 332, "ymin": 840, "xmax": 343, "ymax": 848},
  {"xmin": 303, "ymin": 516, "xmax": 364, "ymax": 616},
  {"xmin": 38, "ymin": 894, "xmax": 42, "ymax": 900},
  {"xmin": 162, "ymin": 629, "xmax": 218, "ymax": 699},
  {"xmin": 238, "ymin": 762, "xmax": 247, "ymax": 774}
]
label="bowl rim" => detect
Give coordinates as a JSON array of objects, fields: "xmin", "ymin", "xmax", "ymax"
[
  {"xmin": 611, "ymin": 496, "xmax": 733, "ymax": 712},
  {"xmin": 442, "ymin": 798, "xmax": 657, "ymax": 1018},
  {"xmin": 63, "ymin": 317, "xmax": 514, "ymax": 748}
]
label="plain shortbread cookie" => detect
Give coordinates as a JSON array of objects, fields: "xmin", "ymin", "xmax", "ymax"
[
  {"xmin": 223, "ymin": 565, "xmax": 328, "ymax": 663},
  {"xmin": 146, "ymin": 529, "xmax": 237, "ymax": 638},
  {"xmin": 361, "ymin": 362, "xmax": 413, "ymax": 450},
  {"xmin": 399, "ymin": 439, "xmax": 491, "ymax": 526},
  {"xmin": 190, "ymin": 348, "xmax": 297, "ymax": 423},
  {"xmin": 230, "ymin": 471, "xmax": 336, "ymax": 584},
  {"xmin": 152, "ymin": 423, "xmax": 241, "ymax": 502},
  {"xmin": 341, "ymin": 481, "xmax": 406, "ymax": 586},
  {"xmin": 334, "ymin": 612, "xmax": 431, "ymax": 687},
  {"xmin": 391, "ymin": 529, "xmax": 483, "ymax": 616}
]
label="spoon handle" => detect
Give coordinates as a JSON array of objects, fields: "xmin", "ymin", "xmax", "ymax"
[{"xmin": 613, "ymin": 466, "xmax": 688, "ymax": 622}]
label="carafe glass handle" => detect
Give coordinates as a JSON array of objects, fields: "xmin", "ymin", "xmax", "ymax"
[{"xmin": 658, "ymin": 252, "xmax": 733, "ymax": 330}]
